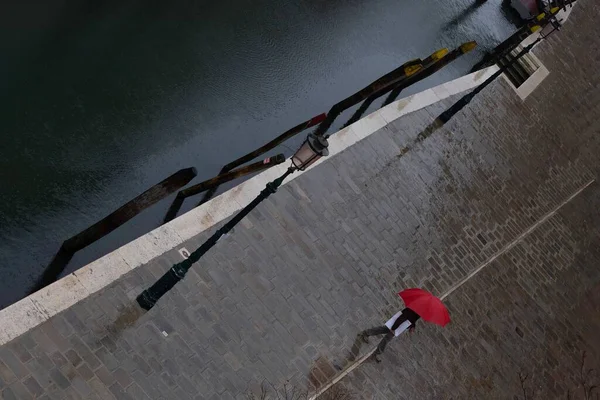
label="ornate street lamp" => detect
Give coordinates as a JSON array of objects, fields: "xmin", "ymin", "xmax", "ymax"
[
  {"xmin": 292, "ymin": 134, "xmax": 330, "ymax": 171},
  {"xmin": 137, "ymin": 135, "xmax": 329, "ymax": 310}
]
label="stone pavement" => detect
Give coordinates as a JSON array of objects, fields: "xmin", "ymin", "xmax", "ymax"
[
  {"xmin": 1, "ymin": 1, "xmax": 600, "ymax": 398},
  {"xmin": 333, "ymin": 179, "xmax": 600, "ymax": 399}
]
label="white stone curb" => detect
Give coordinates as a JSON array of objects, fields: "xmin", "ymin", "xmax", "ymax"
[{"xmin": 0, "ymin": 66, "xmax": 499, "ymax": 345}]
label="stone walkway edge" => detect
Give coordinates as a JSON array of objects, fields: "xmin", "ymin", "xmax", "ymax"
[{"xmin": 0, "ymin": 66, "xmax": 499, "ymax": 346}]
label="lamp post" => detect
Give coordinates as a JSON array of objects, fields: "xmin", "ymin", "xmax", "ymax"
[{"xmin": 137, "ymin": 134, "xmax": 329, "ymax": 310}]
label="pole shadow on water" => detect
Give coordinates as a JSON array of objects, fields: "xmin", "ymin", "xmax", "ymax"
[
  {"xmin": 313, "ymin": 60, "xmax": 424, "ymax": 138},
  {"xmin": 341, "ymin": 41, "xmax": 477, "ymax": 131},
  {"xmin": 32, "ymin": 167, "xmax": 197, "ymax": 294}
]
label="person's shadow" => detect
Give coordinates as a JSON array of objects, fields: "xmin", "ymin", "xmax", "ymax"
[
  {"xmin": 333, "ymin": 333, "xmax": 368, "ymax": 371},
  {"xmin": 346, "ymin": 334, "xmax": 364, "ymax": 362}
]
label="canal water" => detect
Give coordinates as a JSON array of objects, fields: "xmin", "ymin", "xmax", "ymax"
[{"xmin": 0, "ymin": 0, "xmax": 517, "ymax": 308}]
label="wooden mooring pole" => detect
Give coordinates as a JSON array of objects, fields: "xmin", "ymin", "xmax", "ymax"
[
  {"xmin": 383, "ymin": 42, "xmax": 477, "ymax": 107},
  {"xmin": 33, "ymin": 167, "xmax": 197, "ymax": 292},
  {"xmin": 163, "ymin": 154, "xmax": 286, "ymax": 224},
  {"xmin": 312, "ymin": 59, "xmax": 424, "ymax": 138},
  {"xmin": 342, "ymin": 51, "xmax": 449, "ymax": 128},
  {"xmin": 197, "ymin": 114, "xmax": 325, "ymax": 206}
]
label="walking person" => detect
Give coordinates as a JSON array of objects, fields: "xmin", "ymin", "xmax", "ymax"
[
  {"xmin": 358, "ymin": 307, "xmax": 420, "ymax": 363},
  {"xmin": 358, "ymin": 288, "xmax": 451, "ymax": 363}
]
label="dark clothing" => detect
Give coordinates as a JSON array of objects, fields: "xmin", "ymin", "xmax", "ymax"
[
  {"xmin": 363, "ymin": 326, "xmax": 394, "ymax": 354},
  {"xmin": 364, "ymin": 326, "xmax": 392, "ymax": 336},
  {"xmin": 362, "ymin": 308, "xmax": 421, "ymax": 356},
  {"xmin": 390, "ymin": 307, "xmax": 420, "ymax": 331}
]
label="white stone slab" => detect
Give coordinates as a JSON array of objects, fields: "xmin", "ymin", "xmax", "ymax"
[
  {"xmin": 117, "ymin": 234, "xmax": 165, "ymax": 269},
  {"xmin": 29, "ymin": 274, "xmax": 89, "ymax": 317},
  {"xmin": 0, "ymin": 299, "xmax": 48, "ymax": 345},
  {"xmin": 147, "ymin": 225, "xmax": 184, "ymax": 251},
  {"xmin": 328, "ymin": 126, "xmax": 362, "ymax": 154},
  {"xmin": 444, "ymin": 66, "xmax": 499, "ymax": 96},
  {"xmin": 401, "ymin": 89, "xmax": 441, "ymax": 114},
  {"xmin": 432, "ymin": 83, "xmax": 451, "ymax": 100},
  {"xmin": 378, "ymin": 94, "xmax": 413, "ymax": 123},
  {"xmin": 167, "ymin": 208, "xmax": 216, "ymax": 241},
  {"xmin": 348, "ymin": 112, "xmax": 388, "ymax": 139},
  {"xmin": 199, "ymin": 190, "xmax": 245, "ymax": 221},
  {"xmin": 73, "ymin": 252, "xmax": 132, "ymax": 295}
]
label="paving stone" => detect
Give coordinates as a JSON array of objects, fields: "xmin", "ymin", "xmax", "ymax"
[
  {"xmin": 125, "ymin": 382, "xmax": 150, "ymax": 400},
  {"xmin": 108, "ymin": 382, "xmax": 133, "ymax": 400},
  {"xmin": 68, "ymin": 337, "xmax": 101, "ymax": 370},
  {"xmin": 48, "ymin": 368, "xmax": 70, "ymax": 390},
  {"xmin": 50, "ymin": 351, "xmax": 68, "ymax": 369},
  {"xmin": 86, "ymin": 377, "xmax": 114, "ymax": 399},
  {"xmin": 70, "ymin": 376, "xmax": 92, "ymax": 398},
  {"xmin": 75, "ymin": 364, "xmax": 94, "ymax": 381},
  {"xmin": 1, "ymin": 387, "xmax": 17, "ymax": 400},
  {"xmin": 6, "ymin": 342, "xmax": 31, "ymax": 365},
  {"xmin": 23, "ymin": 375, "xmax": 45, "ymax": 398},
  {"xmin": 94, "ymin": 347, "xmax": 119, "ymax": 372},
  {"xmin": 112, "ymin": 367, "xmax": 133, "ymax": 389},
  {"xmin": 63, "ymin": 350, "xmax": 82, "ymax": 368},
  {"xmin": 25, "ymin": 359, "xmax": 53, "ymax": 389},
  {"xmin": 0, "ymin": 361, "xmax": 16, "ymax": 387},
  {"xmin": 130, "ymin": 371, "xmax": 166, "ymax": 400},
  {"xmin": 93, "ymin": 365, "xmax": 115, "ymax": 386}
]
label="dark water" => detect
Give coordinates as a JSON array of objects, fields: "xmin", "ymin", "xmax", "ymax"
[{"xmin": 0, "ymin": 0, "xmax": 517, "ymax": 308}]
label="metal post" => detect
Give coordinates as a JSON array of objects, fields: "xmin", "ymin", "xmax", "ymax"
[{"xmin": 137, "ymin": 167, "xmax": 295, "ymax": 310}]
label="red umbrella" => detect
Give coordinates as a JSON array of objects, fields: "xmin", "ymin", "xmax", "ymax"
[{"xmin": 398, "ymin": 288, "xmax": 450, "ymax": 327}]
